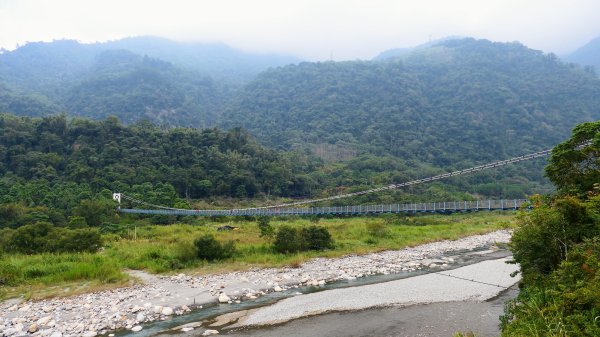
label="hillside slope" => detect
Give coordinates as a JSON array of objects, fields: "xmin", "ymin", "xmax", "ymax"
[
  {"xmin": 223, "ymin": 39, "xmax": 600, "ymax": 167},
  {"xmin": 563, "ymin": 36, "xmax": 600, "ymax": 73},
  {"xmin": 0, "ymin": 37, "xmax": 300, "ymax": 125}
]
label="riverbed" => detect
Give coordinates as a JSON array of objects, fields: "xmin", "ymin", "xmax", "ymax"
[{"xmin": 0, "ymin": 230, "xmax": 515, "ymax": 337}]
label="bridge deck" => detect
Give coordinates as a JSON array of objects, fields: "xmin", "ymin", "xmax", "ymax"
[{"xmin": 118, "ymin": 199, "xmax": 527, "ymax": 217}]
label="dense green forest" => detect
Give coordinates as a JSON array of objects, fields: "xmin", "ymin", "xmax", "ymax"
[
  {"xmin": 0, "ymin": 113, "xmax": 552, "ymax": 235},
  {"xmin": 0, "ymin": 37, "xmax": 299, "ymax": 127},
  {"xmin": 0, "ymin": 114, "xmax": 319, "ymax": 218},
  {"xmin": 64, "ymin": 50, "xmax": 229, "ymax": 127},
  {"xmin": 223, "ymin": 39, "xmax": 600, "ymax": 163},
  {"xmin": 1, "ymin": 38, "xmax": 599, "ymax": 206}
]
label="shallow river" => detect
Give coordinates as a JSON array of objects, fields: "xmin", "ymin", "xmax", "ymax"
[
  {"xmin": 220, "ymin": 285, "xmax": 517, "ymax": 337},
  {"xmin": 117, "ymin": 248, "xmax": 516, "ymax": 337}
]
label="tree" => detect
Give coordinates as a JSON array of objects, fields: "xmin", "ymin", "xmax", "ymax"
[
  {"xmin": 74, "ymin": 199, "xmax": 114, "ymax": 227},
  {"xmin": 546, "ymin": 121, "xmax": 600, "ymax": 196},
  {"xmin": 257, "ymin": 217, "xmax": 275, "ymax": 241}
]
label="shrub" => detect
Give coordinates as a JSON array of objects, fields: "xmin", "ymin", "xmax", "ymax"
[
  {"xmin": 58, "ymin": 228, "xmax": 103, "ymax": 253},
  {"xmin": 273, "ymin": 225, "xmax": 334, "ymax": 253},
  {"xmin": 510, "ymin": 196, "xmax": 599, "ymax": 280},
  {"xmin": 4, "ymin": 222, "xmax": 102, "ymax": 254},
  {"xmin": 194, "ymin": 235, "xmax": 235, "ymax": 261},
  {"xmin": 501, "ymin": 239, "xmax": 600, "ymax": 336},
  {"xmin": 257, "ymin": 217, "xmax": 275, "ymax": 241},
  {"xmin": 301, "ymin": 226, "xmax": 334, "ymax": 250},
  {"xmin": 273, "ymin": 226, "xmax": 302, "ymax": 253},
  {"xmin": 74, "ymin": 199, "xmax": 114, "ymax": 227}
]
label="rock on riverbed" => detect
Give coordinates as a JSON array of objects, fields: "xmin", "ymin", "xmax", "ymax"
[{"xmin": 0, "ymin": 230, "xmax": 511, "ymax": 337}]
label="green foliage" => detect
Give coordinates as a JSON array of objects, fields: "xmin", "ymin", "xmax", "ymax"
[
  {"xmin": 366, "ymin": 221, "xmax": 390, "ymax": 238},
  {"xmin": 224, "ymin": 39, "xmax": 600, "ymax": 170},
  {"xmin": 74, "ymin": 199, "xmax": 114, "ymax": 227},
  {"xmin": 67, "ymin": 216, "xmax": 88, "ymax": 228},
  {"xmin": 273, "ymin": 225, "xmax": 302, "ymax": 253},
  {"xmin": 273, "ymin": 225, "xmax": 334, "ymax": 253},
  {"xmin": 2, "ymin": 222, "xmax": 103, "ymax": 254},
  {"xmin": 502, "ymin": 122, "xmax": 600, "ymax": 336},
  {"xmin": 546, "ymin": 121, "xmax": 600, "ymax": 196},
  {"xmin": 301, "ymin": 225, "xmax": 334, "ymax": 251},
  {"xmin": 0, "ymin": 253, "xmax": 126, "ymax": 288},
  {"xmin": 193, "ymin": 234, "xmax": 236, "ymax": 261},
  {"xmin": 257, "ymin": 217, "xmax": 275, "ymax": 241},
  {"xmin": 501, "ymin": 240, "xmax": 600, "ymax": 337},
  {"xmin": 0, "ymin": 114, "xmax": 316, "ymax": 208}
]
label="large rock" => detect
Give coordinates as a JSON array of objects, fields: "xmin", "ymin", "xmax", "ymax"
[
  {"xmin": 161, "ymin": 307, "xmax": 173, "ymax": 316},
  {"xmin": 203, "ymin": 329, "xmax": 219, "ymax": 336},
  {"xmin": 28, "ymin": 323, "xmax": 38, "ymax": 333},
  {"xmin": 218, "ymin": 293, "xmax": 231, "ymax": 303},
  {"xmin": 131, "ymin": 326, "xmax": 143, "ymax": 332}
]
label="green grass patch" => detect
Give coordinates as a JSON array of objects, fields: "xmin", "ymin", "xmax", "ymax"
[
  {"xmin": 1, "ymin": 212, "xmax": 517, "ymax": 300},
  {"xmin": 0, "ymin": 252, "xmax": 128, "ymax": 300}
]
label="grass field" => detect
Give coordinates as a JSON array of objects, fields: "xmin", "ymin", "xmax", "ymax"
[{"xmin": 0, "ymin": 211, "xmax": 516, "ymax": 301}]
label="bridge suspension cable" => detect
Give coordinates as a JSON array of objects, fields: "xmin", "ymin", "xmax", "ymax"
[{"xmin": 115, "ymin": 145, "xmax": 567, "ymax": 212}]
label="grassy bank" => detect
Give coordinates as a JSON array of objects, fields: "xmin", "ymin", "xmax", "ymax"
[{"xmin": 1, "ymin": 212, "xmax": 516, "ymax": 301}]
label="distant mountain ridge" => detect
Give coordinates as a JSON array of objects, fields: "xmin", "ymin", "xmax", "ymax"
[
  {"xmin": 222, "ymin": 38, "xmax": 600, "ymax": 164},
  {"xmin": 2, "ymin": 37, "xmax": 600, "ymax": 198},
  {"xmin": 373, "ymin": 36, "xmax": 465, "ymax": 60},
  {"xmin": 0, "ymin": 36, "xmax": 301, "ymax": 126},
  {"xmin": 563, "ymin": 36, "xmax": 600, "ymax": 74}
]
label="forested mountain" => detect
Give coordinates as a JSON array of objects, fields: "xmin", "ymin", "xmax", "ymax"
[
  {"xmin": 1, "ymin": 38, "xmax": 599, "ymax": 203},
  {"xmin": 64, "ymin": 50, "xmax": 228, "ymax": 127},
  {"xmin": 372, "ymin": 36, "xmax": 464, "ymax": 61},
  {"xmin": 223, "ymin": 38, "xmax": 600, "ymax": 166},
  {"xmin": 104, "ymin": 36, "xmax": 302, "ymax": 83},
  {"xmin": 0, "ymin": 37, "xmax": 300, "ymax": 126},
  {"xmin": 0, "ymin": 114, "xmax": 319, "ymax": 214},
  {"xmin": 563, "ymin": 36, "xmax": 600, "ymax": 74},
  {"xmin": 0, "ymin": 37, "xmax": 299, "ymax": 87}
]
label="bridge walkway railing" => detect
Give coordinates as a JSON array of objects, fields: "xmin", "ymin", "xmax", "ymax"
[{"xmin": 118, "ymin": 199, "xmax": 528, "ymax": 217}]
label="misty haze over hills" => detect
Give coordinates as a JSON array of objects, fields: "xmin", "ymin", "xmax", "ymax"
[
  {"xmin": 563, "ymin": 36, "xmax": 600, "ymax": 73},
  {"xmin": 1, "ymin": 36, "xmax": 599, "ymax": 197},
  {"xmin": 0, "ymin": 36, "xmax": 598, "ymax": 150}
]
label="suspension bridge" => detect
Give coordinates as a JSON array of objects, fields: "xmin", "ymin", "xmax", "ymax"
[
  {"xmin": 117, "ymin": 199, "xmax": 528, "ymax": 216},
  {"xmin": 112, "ymin": 144, "xmax": 576, "ymax": 217}
]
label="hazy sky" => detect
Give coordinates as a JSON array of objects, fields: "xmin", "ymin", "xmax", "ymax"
[{"xmin": 1, "ymin": 0, "xmax": 599, "ymax": 60}]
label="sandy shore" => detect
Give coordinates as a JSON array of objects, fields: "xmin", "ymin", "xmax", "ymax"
[{"xmin": 0, "ymin": 230, "xmax": 512, "ymax": 337}]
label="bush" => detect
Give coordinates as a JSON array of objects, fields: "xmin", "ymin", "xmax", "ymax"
[
  {"xmin": 257, "ymin": 217, "xmax": 274, "ymax": 241},
  {"xmin": 58, "ymin": 229, "xmax": 103, "ymax": 253},
  {"xmin": 3, "ymin": 222, "xmax": 102, "ymax": 254},
  {"xmin": 273, "ymin": 225, "xmax": 334, "ymax": 253},
  {"xmin": 510, "ymin": 196, "xmax": 599, "ymax": 280},
  {"xmin": 194, "ymin": 235, "xmax": 235, "ymax": 261},
  {"xmin": 301, "ymin": 226, "xmax": 334, "ymax": 250},
  {"xmin": 273, "ymin": 226, "xmax": 303, "ymax": 253},
  {"xmin": 501, "ymin": 239, "xmax": 600, "ymax": 336}
]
